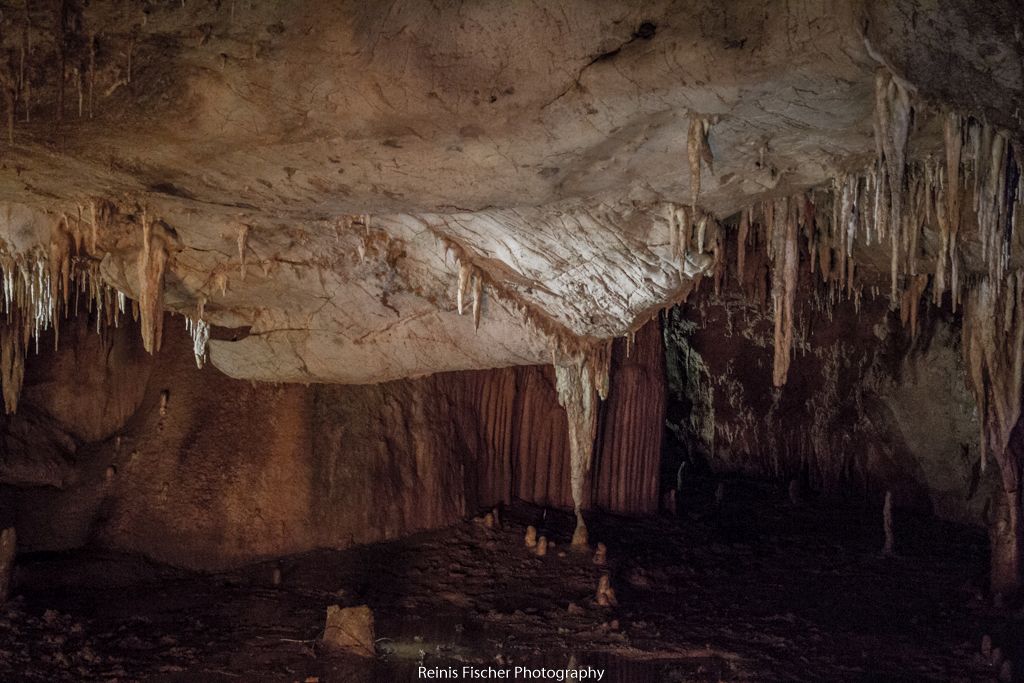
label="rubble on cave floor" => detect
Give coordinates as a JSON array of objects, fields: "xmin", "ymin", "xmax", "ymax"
[{"xmin": 0, "ymin": 479, "xmax": 1017, "ymax": 682}]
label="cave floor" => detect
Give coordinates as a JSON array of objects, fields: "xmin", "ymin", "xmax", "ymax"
[{"xmin": 0, "ymin": 478, "xmax": 1019, "ymax": 682}]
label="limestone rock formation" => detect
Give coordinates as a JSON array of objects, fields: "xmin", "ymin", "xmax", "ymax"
[
  {"xmin": 322, "ymin": 605, "xmax": 375, "ymax": 658},
  {"xmin": 0, "ymin": 0, "xmax": 1019, "ymax": 592}
]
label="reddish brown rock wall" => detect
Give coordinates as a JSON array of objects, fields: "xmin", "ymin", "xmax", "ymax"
[{"xmin": 0, "ymin": 314, "xmax": 665, "ymax": 569}]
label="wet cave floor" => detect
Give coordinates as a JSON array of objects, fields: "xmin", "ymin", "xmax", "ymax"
[{"xmin": 0, "ymin": 478, "xmax": 1020, "ymax": 682}]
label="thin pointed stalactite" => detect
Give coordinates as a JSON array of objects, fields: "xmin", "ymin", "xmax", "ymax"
[
  {"xmin": 457, "ymin": 260, "xmax": 471, "ymax": 316},
  {"xmin": 687, "ymin": 117, "xmax": 712, "ymax": 210},
  {"xmin": 237, "ymin": 224, "xmax": 250, "ymax": 280},
  {"xmin": 768, "ymin": 196, "xmax": 799, "ymax": 387},
  {"xmin": 138, "ymin": 212, "xmax": 168, "ymax": 354}
]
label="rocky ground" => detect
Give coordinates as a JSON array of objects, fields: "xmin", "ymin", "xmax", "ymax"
[{"xmin": 0, "ymin": 477, "xmax": 1018, "ymax": 682}]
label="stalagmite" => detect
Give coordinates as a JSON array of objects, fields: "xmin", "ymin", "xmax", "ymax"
[
  {"xmin": 596, "ymin": 574, "xmax": 617, "ymax": 607},
  {"xmin": 524, "ymin": 525, "xmax": 537, "ymax": 548},
  {"xmin": 882, "ymin": 491, "xmax": 894, "ymax": 555},
  {"xmin": 138, "ymin": 213, "xmax": 169, "ymax": 354},
  {"xmin": 535, "ymin": 535, "xmax": 548, "ymax": 557},
  {"xmin": 593, "ymin": 542, "xmax": 607, "ymax": 566}
]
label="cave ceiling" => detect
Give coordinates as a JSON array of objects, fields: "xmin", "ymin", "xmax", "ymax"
[{"xmin": 0, "ymin": 0, "xmax": 1020, "ymax": 383}]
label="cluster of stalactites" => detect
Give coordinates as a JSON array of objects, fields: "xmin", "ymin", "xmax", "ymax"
[
  {"xmin": 666, "ymin": 203, "xmax": 725, "ymax": 292},
  {"xmin": 962, "ymin": 269, "xmax": 1024, "ymax": 491},
  {"xmin": 865, "ymin": 73, "xmax": 1021, "ymax": 313},
  {"xmin": 730, "ymin": 196, "xmax": 814, "ymax": 388},
  {"xmin": 553, "ymin": 342, "xmax": 611, "ymax": 546},
  {"xmin": 0, "ymin": 211, "xmax": 126, "ymax": 414}
]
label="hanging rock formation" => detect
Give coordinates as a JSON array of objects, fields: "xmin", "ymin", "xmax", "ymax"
[{"xmin": 0, "ymin": 0, "xmax": 1017, "ymax": 590}]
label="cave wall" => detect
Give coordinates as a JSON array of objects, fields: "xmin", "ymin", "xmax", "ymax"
[
  {"xmin": 0, "ymin": 314, "xmax": 664, "ymax": 569},
  {"xmin": 665, "ymin": 285, "xmax": 999, "ymax": 526}
]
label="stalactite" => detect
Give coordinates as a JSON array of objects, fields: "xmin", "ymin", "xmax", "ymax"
[
  {"xmin": 186, "ymin": 296, "xmax": 209, "ymax": 369},
  {"xmin": 962, "ymin": 270, "xmax": 1024, "ymax": 484},
  {"xmin": 457, "ymin": 260, "xmax": 471, "ymax": 316},
  {"xmin": 472, "ymin": 271, "xmax": 483, "ymax": 331},
  {"xmin": 237, "ymin": 224, "xmax": 250, "ymax": 280},
  {"xmin": 769, "ymin": 197, "xmax": 799, "ymax": 387},
  {"xmin": 873, "ymin": 69, "xmax": 912, "ymax": 307},
  {"xmin": 138, "ymin": 212, "xmax": 168, "ymax": 354},
  {"xmin": 737, "ymin": 208, "xmax": 750, "ymax": 285},
  {"xmin": 687, "ymin": 117, "xmax": 712, "ymax": 209},
  {"xmin": 900, "ymin": 274, "xmax": 928, "ymax": 341}
]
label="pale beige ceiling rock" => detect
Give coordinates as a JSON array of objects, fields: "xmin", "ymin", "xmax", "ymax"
[{"xmin": 0, "ymin": 0, "xmax": 1016, "ymax": 383}]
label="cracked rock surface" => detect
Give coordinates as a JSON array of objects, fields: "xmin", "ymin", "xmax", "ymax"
[{"xmin": 0, "ymin": 1, "xmax": 1019, "ymax": 381}]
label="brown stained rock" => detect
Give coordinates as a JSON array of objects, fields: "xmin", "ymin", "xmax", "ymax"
[
  {"xmin": 321, "ymin": 605, "xmax": 375, "ymax": 658},
  {"xmin": 0, "ymin": 527, "xmax": 15, "ymax": 603}
]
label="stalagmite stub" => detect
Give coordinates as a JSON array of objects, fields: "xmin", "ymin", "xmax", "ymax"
[
  {"xmin": 596, "ymin": 573, "xmax": 617, "ymax": 607},
  {"xmin": 321, "ymin": 604, "xmax": 375, "ymax": 657},
  {"xmin": 593, "ymin": 542, "xmax": 607, "ymax": 566},
  {"xmin": 524, "ymin": 525, "xmax": 537, "ymax": 548}
]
